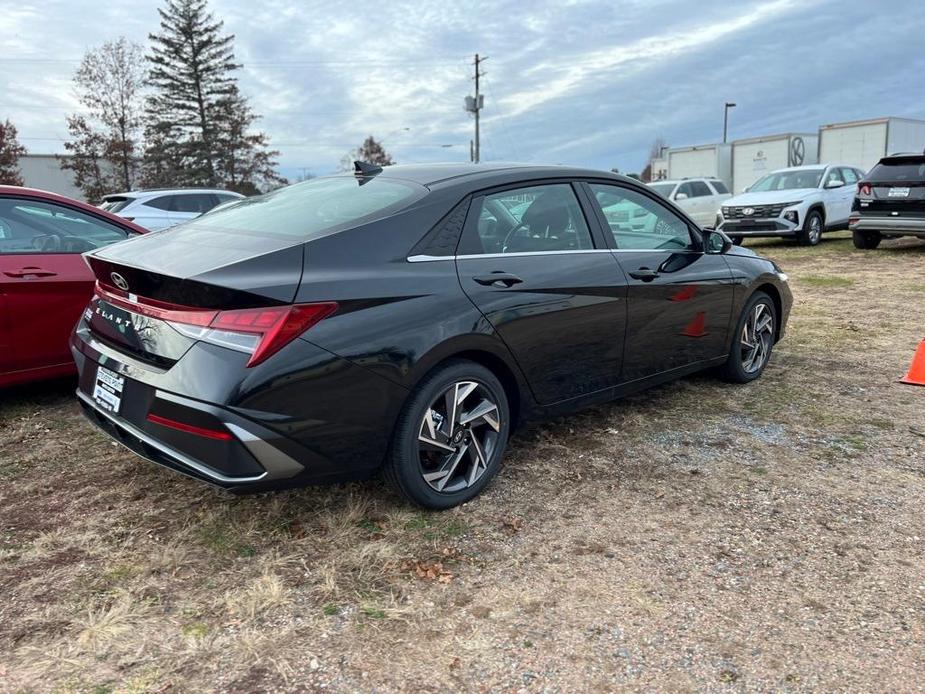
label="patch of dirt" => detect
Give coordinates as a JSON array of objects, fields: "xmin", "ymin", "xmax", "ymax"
[{"xmin": 1, "ymin": 233, "xmax": 923, "ymax": 691}]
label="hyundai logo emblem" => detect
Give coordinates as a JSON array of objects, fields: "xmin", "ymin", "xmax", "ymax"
[
  {"xmin": 742, "ymin": 207, "xmax": 755, "ymax": 216},
  {"xmin": 110, "ymin": 272, "xmax": 129, "ymax": 291}
]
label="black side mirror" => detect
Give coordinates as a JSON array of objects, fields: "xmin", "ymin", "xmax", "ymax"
[{"xmin": 703, "ymin": 228, "xmax": 732, "ymax": 254}]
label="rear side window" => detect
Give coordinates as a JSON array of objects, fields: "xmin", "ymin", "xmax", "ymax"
[
  {"xmin": 145, "ymin": 196, "xmax": 174, "ymax": 210},
  {"xmin": 468, "ymin": 184, "xmax": 593, "ymax": 254},
  {"xmin": 99, "ymin": 197, "xmax": 135, "ymax": 213},
  {"xmin": 709, "ymin": 180, "xmax": 729, "ymax": 194},
  {"xmin": 171, "ymin": 193, "xmax": 218, "ymax": 213},
  {"xmin": 191, "ymin": 176, "xmax": 424, "ymax": 239},
  {"xmin": 868, "ymin": 160, "xmax": 925, "ymax": 182},
  {"xmin": 0, "ymin": 199, "xmax": 128, "ymax": 254}
]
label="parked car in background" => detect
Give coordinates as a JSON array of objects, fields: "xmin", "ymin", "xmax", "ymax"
[
  {"xmin": 72, "ymin": 162, "xmax": 791, "ymax": 509},
  {"xmin": 99, "ymin": 189, "xmax": 244, "ymax": 230},
  {"xmin": 646, "ymin": 178, "xmax": 731, "ymax": 227},
  {"xmin": 0, "ymin": 186, "xmax": 146, "ymax": 388},
  {"xmin": 716, "ymin": 164, "xmax": 866, "ymax": 245},
  {"xmin": 850, "ymin": 152, "xmax": 925, "ymax": 249}
]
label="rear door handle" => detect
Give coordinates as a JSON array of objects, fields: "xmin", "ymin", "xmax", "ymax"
[
  {"xmin": 473, "ymin": 272, "xmax": 524, "ymax": 288},
  {"xmin": 628, "ymin": 268, "xmax": 659, "ymax": 281},
  {"xmin": 3, "ymin": 267, "xmax": 58, "ymax": 278}
]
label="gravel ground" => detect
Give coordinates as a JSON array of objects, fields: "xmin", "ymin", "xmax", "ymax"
[{"xmin": 1, "ymin": 232, "xmax": 924, "ymax": 692}]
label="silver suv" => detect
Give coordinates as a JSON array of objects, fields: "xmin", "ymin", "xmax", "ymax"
[{"xmin": 99, "ymin": 189, "xmax": 244, "ymax": 231}]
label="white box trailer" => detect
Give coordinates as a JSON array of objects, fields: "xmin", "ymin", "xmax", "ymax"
[
  {"xmin": 666, "ymin": 143, "xmax": 732, "ymax": 189},
  {"xmin": 818, "ymin": 117, "xmax": 925, "ymax": 175},
  {"xmin": 732, "ymin": 133, "xmax": 818, "ymax": 193}
]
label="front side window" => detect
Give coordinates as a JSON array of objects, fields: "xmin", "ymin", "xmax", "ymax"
[
  {"xmin": 675, "ymin": 182, "xmax": 694, "ymax": 198},
  {"xmin": 0, "ymin": 199, "xmax": 128, "ymax": 254},
  {"xmin": 472, "ymin": 184, "xmax": 593, "ymax": 254},
  {"xmin": 591, "ymin": 184, "xmax": 693, "ymax": 251},
  {"xmin": 710, "ymin": 180, "xmax": 730, "ymax": 194},
  {"xmin": 823, "ymin": 168, "xmax": 845, "ymax": 187},
  {"xmin": 689, "ymin": 181, "xmax": 713, "ymax": 197},
  {"xmin": 190, "ymin": 176, "xmax": 423, "ymax": 239},
  {"xmin": 648, "ymin": 182, "xmax": 676, "ymax": 199},
  {"xmin": 840, "ymin": 168, "xmax": 858, "ymax": 185}
]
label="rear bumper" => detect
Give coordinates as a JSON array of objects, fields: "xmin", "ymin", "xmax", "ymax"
[
  {"xmin": 71, "ymin": 317, "xmax": 409, "ymax": 490},
  {"xmin": 849, "ymin": 216, "xmax": 925, "ymax": 237}
]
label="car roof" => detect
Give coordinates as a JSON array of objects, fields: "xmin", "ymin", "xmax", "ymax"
[
  {"xmin": 102, "ymin": 188, "xmax": 244, "ymax": 199},
  {"xmin": 647, "ymin": 178, "xmax": 721, "ymax": 185},
  {"xmin": 333, "ymin": 162, "xmax": 637, "ymax": 195},
  {"xmin": 0, "ymin": 185, "xmax": 148, "ymax": 234}
]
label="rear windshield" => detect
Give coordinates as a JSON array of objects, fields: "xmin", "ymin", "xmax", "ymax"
[
  {"xmin": 99, "ymin": 197, "xmax": 134, "ymax": 213},
  {"xmin": 189, "ymin": 176, "xmax": 423, "ymax": 238},
  {"xmin": 868, "ymin": 160, "xmax": 925, "ymax": 182}
]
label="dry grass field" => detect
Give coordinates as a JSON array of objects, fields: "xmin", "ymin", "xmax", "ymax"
[{"xmin": 1, "ymin": 231, "xmax": 924, "ymax": 692}]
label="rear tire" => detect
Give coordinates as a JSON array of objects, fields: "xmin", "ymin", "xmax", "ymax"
[
  {"xmin": 852, "ymin": 229, "xmax": 882, "ymax": 249},
  {"xmin": 718, "ymin": 291, "xmax": 776, "ymax": 384},
  {"xmin": 384, "ymin": 360, "xmax": 510, "ymax": 509}
]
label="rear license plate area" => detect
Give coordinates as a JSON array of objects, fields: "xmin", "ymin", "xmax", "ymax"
[{"xmin": 93, "ymin": 366, "xmax": 124, "ymax": 414}]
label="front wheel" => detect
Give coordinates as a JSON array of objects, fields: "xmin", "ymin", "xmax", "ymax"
[
  {"xmin": 852, "ymin": 229, "xmax": 882, "ymax": 249},
  {"xmin": 384, "ymin": 360, "xmax": 510, "ymax": 509},
  {"xmin": 798, "ymin": 210, "xmax": 824, "ymax": 246},
  {"xmin": 718, "ymin": 292, "xmax": 776, "ymax": 383}
]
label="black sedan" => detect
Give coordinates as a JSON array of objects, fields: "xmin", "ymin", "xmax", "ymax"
[{"xmin": 71, "ymin": 163, "xmax": 792, "ymax": 508}]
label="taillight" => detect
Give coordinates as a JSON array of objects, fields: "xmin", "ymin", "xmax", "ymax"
[
  {"xmin": 94, "ymin": 283, "xmax": 337, "ymax": 367},
  {"xmin": 858, "ymin": 183, "xmax": 872, "ymax": 197},
  {"xmin": 206, "ymin": 304, "xmax": 338, "ymax": 366}
]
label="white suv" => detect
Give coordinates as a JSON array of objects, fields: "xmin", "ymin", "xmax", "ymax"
[
  {"xmin": 716, "ymin": 164, "xmax": 866, "ymax": 246},
  {"xmin": 646, "ymin": 178, "xmax": 731, "ymax": 227},
  {"xmin": 99, "ymin": 189, "xmax": 244, "ymax": 231}
]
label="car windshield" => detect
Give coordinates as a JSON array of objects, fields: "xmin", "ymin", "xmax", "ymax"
[
  {"xmin": 648, "ymin": 183, "xmax": 676, "ymax": 198},
  {"xmin": 749, "ymin": 170, "xmax": 824, "ymax": 192},
  {"xmin": 188, "ymin": 176, "xmax": 423, "ymax": 238}
]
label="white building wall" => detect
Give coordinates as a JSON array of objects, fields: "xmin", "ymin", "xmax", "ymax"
[{"xmin": 17, "ymin": 154, "xmax": 85, "ymax": 201}]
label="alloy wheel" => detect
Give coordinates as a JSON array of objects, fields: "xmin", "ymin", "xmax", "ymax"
[
  {"xmin": 808, "ymin": 215, "xmax": 822, "ymax": 244},
  {"xmin": 740, "ymin": 303, "xmax": 774, "ymax": 374},
  {"xmin": 417, "ymin": 380, "xmax": 501, "ymax": 493}
]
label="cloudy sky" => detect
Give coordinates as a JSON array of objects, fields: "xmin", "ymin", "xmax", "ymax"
[{"xmin": 3, "ymin": 0, "xmax": 925, "ymax": 180}]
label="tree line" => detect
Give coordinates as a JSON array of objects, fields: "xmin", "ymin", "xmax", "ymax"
[{"xmin": 1, "ymin": 0, "xmax": 290, "ymax": 201}]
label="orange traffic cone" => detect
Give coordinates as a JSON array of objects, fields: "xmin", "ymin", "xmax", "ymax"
[
  {"xmin": 900, "ymin": 340, "xmax": 925, "ymax": 387},
  {"xmin": 681, "ymin": 311, "xmax": 707, "ymax": 338}
]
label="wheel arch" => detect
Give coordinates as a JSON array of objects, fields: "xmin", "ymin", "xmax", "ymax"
[
  {"xmin": 409, "ymin": 337, "xmax": 530, "ymax": 428},
  {"xmin": 752, "ymin": 282, "xmax": 783, "ymax": 342},
  {"xmin": 806, "ymin": 202, "xmax": 826, "ymax": 223}
]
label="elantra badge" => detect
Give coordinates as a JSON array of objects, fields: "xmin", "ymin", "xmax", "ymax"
[{"xmin": 110, "ymin": 272, "xmax": 129, "ymax": 291}]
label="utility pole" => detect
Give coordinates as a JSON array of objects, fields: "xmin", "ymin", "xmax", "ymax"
[
  {"xmin": 723, "ymin": 102, "xmax": 736, "ymax": 143},
  {"xmin": 464, "ymin": 54, "xmax": 487, "ymax": 163}
]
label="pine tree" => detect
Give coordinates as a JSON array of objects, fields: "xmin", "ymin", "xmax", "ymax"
[
  {"xmin": 147, "ymin": 0, "xmax": 240, "ymax": 187},
  {"xmin": 0, "ymin": 119, "xmax": 27, "ymax": 186},
  {"xmin": 213, "ymin": 90, "xmax": 287, "ymax": 194}
]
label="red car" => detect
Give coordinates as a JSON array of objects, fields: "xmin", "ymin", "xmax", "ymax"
[{"xmin": 0, "ymin": 186, "xmax": 147, "ymax": 388}]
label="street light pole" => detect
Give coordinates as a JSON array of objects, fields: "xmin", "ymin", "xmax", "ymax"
[{"xmin": 723, "ymin": 102, "xmax": 736, "ymax": 143}]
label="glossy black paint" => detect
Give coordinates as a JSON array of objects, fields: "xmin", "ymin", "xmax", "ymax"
[{"xmin": 71, "ymin": 163, "xmax": 792, "ymax": 491}]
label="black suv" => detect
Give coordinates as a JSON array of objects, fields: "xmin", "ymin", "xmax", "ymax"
[{"xmin": 850, "ymin": 152, "xmax": 925, "ymax": 249}]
